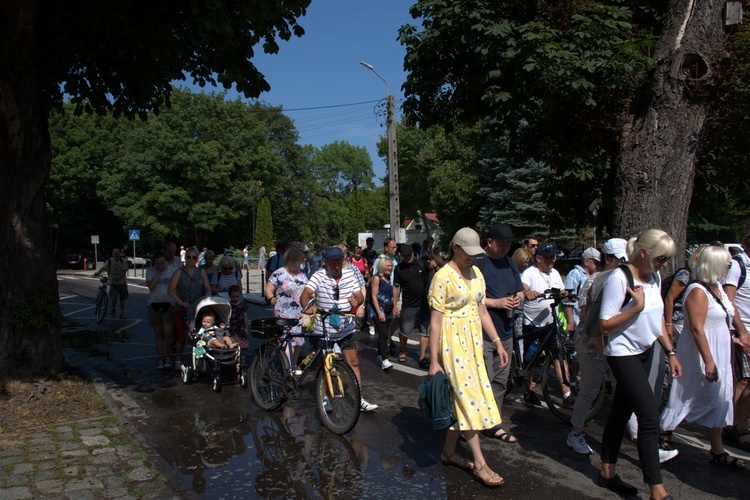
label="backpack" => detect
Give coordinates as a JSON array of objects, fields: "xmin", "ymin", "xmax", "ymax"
[
  {"xmin": 582, "ymin": 264, "xmax": 635, "ymax": 340},
  {"xmin": 661, "ymin": 267, "xmax": 689, "ymax": 301},
  {"xmin": 733, "ymin": 255, "xmax": 747, "ymax": 289}
]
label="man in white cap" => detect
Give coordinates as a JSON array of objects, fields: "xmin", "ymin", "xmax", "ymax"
[
  {"xmin": 565, "ymin": 247, "xmax": 601, "ymax": 331},
  {"xmin": 566, "ymin": 238, "xmax": 627, "ymax": 455}
]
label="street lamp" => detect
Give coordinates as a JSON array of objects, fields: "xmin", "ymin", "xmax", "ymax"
[{"xmin": 360, "ymin": 61, "xmax": 400, "ymax": 239}]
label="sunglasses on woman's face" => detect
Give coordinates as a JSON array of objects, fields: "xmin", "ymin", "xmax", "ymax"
[
  {"xmin": 656, "ymin": 256, "xmax": 670, "ymax": 265},
  {"xmin": 186, "ymin": 255, "xmax": 199, "ymax": 260}
]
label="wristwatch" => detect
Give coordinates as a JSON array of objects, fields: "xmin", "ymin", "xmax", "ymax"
[{"xmin": 665, "ymin": 349, "xmax": 677, "ymax": 357}]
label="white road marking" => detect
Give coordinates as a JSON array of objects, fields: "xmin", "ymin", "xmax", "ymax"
[
  {"xmin": 390, "ymin": 363, "xmax": 427, "ymax": 377},
  {"xmin": 115, "ymin": 320, "xmax": 142, "ymax": 333},
  {"xmin": 64, "ymin": 306, "xmax": 95, "ymax": 317}
]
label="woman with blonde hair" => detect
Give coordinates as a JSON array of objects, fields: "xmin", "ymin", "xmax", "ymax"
[
  {"xmin": 597, "ymin": 229, "xmax": 682, "ymax": 499},
  {"xmin": 370, "ymin": 257, "xmax": 396, "ymax": 370},
  {"xmin": 511, "ymin": 247, "xmax": 533, "ymax": 273},
  {"xmin": 660, "ymin": 245, "xmax": 743, "ymax": 468}
]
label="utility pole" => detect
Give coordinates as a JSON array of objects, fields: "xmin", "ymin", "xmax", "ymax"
[
  {"xmin": 386, "ymin": 94, "xmax": 400, "ymax": 239},
  {"xmin": 360, "ymin": 61, "xmax": 400, "ymax": 239}
]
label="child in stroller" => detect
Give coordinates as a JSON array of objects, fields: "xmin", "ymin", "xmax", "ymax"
[
  {"xmin": 181, "ymin": 296, "xmax": 248, "ymax": 392},
  {"xmin": 198, "ymin": 311, "xmax": 238, "ymax": 349}
]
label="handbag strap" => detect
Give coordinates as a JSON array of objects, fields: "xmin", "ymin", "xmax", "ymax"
[{"xmin": 696, "ymin": 281, "xmax": 731, "ymax": 331}]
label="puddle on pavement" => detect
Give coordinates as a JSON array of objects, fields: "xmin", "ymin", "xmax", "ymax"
[{"xmin": 156, "ymin": 404, "xmax": 446, "ymax": 497}]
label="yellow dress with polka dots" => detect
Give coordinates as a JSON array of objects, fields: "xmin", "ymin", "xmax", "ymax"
[{"xmin": 428, "ymin": 264, "xmax": 501, "ymax": 431}]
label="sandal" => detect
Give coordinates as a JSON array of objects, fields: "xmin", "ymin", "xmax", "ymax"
[
  {"xmin": 483, "ymin": 427, "xmax": 517, "ymax": 443},
  {"xmin": 440, "ymin": 452, "xmax": 474, "ymax": 470},
  {"xmin": 709, "ymin": 450, "xmax": 746, "ymax": 469},
  {"xmin": 418, "ymin": 358, "xmax": 430, "ymax": 369},
  {"xmin": 738, "ymin": 430, "xmax": 750, "ymax": 452},
  {"xmin": 398, "ymin": 352, "xmax": 407, "ymax": 363},
  {"xmin": 659, "ymin": 431, "xmax": 675, "ymax": 451},
  {"xmin": 472, "ymin": 464, "xmax": 504, "ymax": 487}
]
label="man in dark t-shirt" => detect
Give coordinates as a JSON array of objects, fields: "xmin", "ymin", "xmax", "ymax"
[
  {"xmin": 475, "ymin": 223, "xmax": 524, "ymax": 443},
  {"xmin": 362, "ymin": 237, "xmax": 378, "ymax": 276},
  {"xmin": 393, "ymin": 243, "xmax": 431, "ymax": 367}
]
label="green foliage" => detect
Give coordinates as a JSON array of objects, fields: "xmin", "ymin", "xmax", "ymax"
[
  {"xmin": 43, "ymin": 0, "xmax": 312, "ymax": 118},
  {"xmin": 256, "ymin": 196, "xmax": 274, "ymax": 250},
  {"xmin": 399, "ymin": 0, "xmax": 659, "ymax": 233},
  {"xmin": 476, "ymin": 139, "xmax": 554, "ymax": 238}
]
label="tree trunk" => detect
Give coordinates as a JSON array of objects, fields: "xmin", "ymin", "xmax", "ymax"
[
  {"xmin": 612, "ymin": 0, "xmax": 726, "ymax": 266},
  {"xmin": 0, "ymin": 0, "xmax": 65, "ymax": 376}
]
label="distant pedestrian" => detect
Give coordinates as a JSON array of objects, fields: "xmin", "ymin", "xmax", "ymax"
[
  {"xmin": 258, "ymin": 245, "xmax": 267, "ymax": 271},
  {"xmin": 95, "ymin": 248, "xmax": 129, "ymax": 319},
  {"xmin": 146, "ymin": 251, "xmax": 177, "ymax": 369}
]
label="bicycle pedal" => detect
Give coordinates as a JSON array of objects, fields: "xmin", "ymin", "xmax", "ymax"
[{"xmin": 288, "ymin": 390, "xmax": 301, "ymax": 400}]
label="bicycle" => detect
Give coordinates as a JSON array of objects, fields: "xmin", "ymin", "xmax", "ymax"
[
  {"xmin": 94, "ymin": 276, "xmax": 109, "ymax": 323},
  {"xmin": 249, "ymin": 309, "xmax": 362, "ymax": 435},
  {"xmin": 505, "ymin": 288, "xmax": 605, "ymax": 424}
]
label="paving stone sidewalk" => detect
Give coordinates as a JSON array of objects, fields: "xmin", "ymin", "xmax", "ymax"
[{"xmin": 0, "ymin": 416, "xmax": 180, "ymax": 500}]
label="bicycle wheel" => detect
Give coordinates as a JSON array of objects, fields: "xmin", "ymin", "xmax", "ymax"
[
  {"xmin": 541, "ymin": 344, "xmax": 604, "ymax": 424},
  {"xmin": 250, "ymin": 343, "xmax": 289, "ymax": 411},
  {"xmin": 95, "ymin": 290, "xmax": 108, "ymax": 324},
  {"xmin": 316, "ymin": 356, "xmax": 361, "ymax": 434}
]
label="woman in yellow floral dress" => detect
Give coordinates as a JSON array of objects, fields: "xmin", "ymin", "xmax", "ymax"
[{"xmin": 428, "ymin": 227, "xmax": 509, "ymax": 487}]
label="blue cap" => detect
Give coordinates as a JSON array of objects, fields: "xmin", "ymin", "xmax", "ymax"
[
  {"xmin": 537, "ymin": 244, "xmax": 558, "ymax": 257},
  {"xmin": 324, "ymin": 247, "xmax": 345, "ymax": 260}
]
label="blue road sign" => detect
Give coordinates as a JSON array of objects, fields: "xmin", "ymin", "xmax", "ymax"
[{"xmin": 129, "ymin": 230, "xmax": 141, "ymax": 241}]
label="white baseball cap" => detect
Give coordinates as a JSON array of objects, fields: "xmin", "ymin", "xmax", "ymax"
[
  {"xmin": 602, "ymin": 238, "xmax": 628, "ymax": 261},
  {"xmin": 451, "ymin": 227, "xmax": 485, "ymax": 256},
  {"xmin": 581, "ymin": 247, "xmax": 601, "ymax": 261}
]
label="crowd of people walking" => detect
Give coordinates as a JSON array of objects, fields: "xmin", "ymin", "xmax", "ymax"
[{"xmin": 94, "ymin": 228, "xmax": 750, "ymax": 495}]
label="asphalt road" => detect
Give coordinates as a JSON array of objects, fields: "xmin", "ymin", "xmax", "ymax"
[{"xmin": 58, "ymin": 271, "xmax": 749, "ymax": 499}]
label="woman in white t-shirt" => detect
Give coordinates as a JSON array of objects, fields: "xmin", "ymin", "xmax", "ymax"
[{"xmin": 596, "ymin": 229, "xmax": 681, "ymax": 500}]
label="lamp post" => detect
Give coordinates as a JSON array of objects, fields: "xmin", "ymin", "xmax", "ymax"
[{"xmin": 360, "ymin": 61, "xmax": 400, "ymax": 239}]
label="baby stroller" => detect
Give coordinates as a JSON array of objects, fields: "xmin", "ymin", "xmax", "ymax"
[{"xmin": 181, "ymin": 296, "xmax": 248, "ymax": 392}]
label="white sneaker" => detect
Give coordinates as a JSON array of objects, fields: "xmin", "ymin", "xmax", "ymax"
[
  {"xmin": 360, "ymin": 399, "xmax": 378, "ymax": 412},
  {"xmin": 163, "ymin": 358, "xmax": 172, "ymax": 369},
  {"xmin": 381, "ymin": 358, "xmax": 393, "ymax": 370},
  {"xmin": 658, "ymin": 448, "xmax": 679, "ymax": 463},
  {"xmin": 156, "ymin": 359, "xmax": 165, "ymax": 370},
  {"xmin": 369, "ymin": 325, "xmax": 376, "ymax": 336},
  {"xmin": 566, "ymin": 431, "xmax": 593, "ymax": 455}
]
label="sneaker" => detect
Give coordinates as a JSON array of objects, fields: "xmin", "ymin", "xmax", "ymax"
[
  {"xmin": 157, "ymin": 359, "xmax": 165, "ymax": 370},
  {"xmin": 566, "ymin": 432, "xmax": 593, "ymax": 455},
  {"xmin": 381, "ymin": 358, "xmax": 393, "ymax": 370},
  {"xmin": 322, "ymin": 396, "xmax": 332, "ymax": 412},
  {"xmin": 563, "ymin": 392, "xmax": 577, "ymax": 408},
  {"xmin": 163, "ymin": 358, "xmax": 172, "ymax": 369},
  {"xmin": 369, "ymin": 325, "xmax": 376, "ymax": 336},
  {"xmin": 523, "ymin": 391, "xmax": 542, "ymax": 407},
  {"xmin": 360, "ymin": 399, "xmax": 378, "ymax": 412},
  {"xmin": 658, "ymin": 447, "xmax": 679, "ymax": 463}
]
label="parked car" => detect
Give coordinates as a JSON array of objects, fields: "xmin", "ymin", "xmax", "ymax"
[
  {"xmin": 124, "ymin": 253, "xmax": 152, "ymax": 269},
  {"xmin": 66, "ymin": 251, "xmax": 103, "ymax": 270}
]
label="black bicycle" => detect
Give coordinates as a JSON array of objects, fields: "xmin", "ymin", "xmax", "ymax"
[
  {"xmin": 249, "ymin": 310, "xmax": 361, "ymax": 435},
  {"xmin": 94, "ymin": 276, "xmax": 109, "ymax": 323},
  {"xmin": 506, "ymin": 288, "xmax": 605, "ymax": 423}
]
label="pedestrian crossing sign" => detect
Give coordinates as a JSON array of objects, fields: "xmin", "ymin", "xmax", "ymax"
[{"xmin": 129, "ymin": 230, "xmax": 140, "ymax": 241}]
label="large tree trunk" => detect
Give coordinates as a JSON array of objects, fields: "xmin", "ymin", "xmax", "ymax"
[
  {"xmin": 612, "ymin": 0, "xmax": 726, "ymax": 266},
  {"xmin": 0, "ymin": 0, "xmax": 65, "ymax": 376}
]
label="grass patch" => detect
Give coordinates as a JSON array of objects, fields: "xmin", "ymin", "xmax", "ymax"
[{"xmin": 0, "ymin": 366, "xmax": 109, "ymax": 432}]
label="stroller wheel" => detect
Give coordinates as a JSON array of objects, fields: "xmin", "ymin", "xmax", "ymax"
[
  {"xmin": 212, "ymin": 376, "xmax": 222, "ymax": 393},
  {"xmin": 239, "ymin": 368, "xmax": 248, "ymax": 388},
  {"xmin": 181, "ymin": 364, "xmax": 192, "ymax": 385}
]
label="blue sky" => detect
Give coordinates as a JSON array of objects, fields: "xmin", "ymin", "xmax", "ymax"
[{"xmin": 189, "ymin": 1, "xmax": 416, "ymax": 182}]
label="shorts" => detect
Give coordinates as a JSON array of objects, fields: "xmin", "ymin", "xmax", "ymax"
[
  {"xmin": 311, "ymin": 332, "xmax": 358, "ymax": 352},
  {"xmin": 735, "ymin": 343, "xmax": 750, "ymax": 380},
  {"xmin": 147, "ymin": 303, "xmax": 175, "ymax": 326},
  {"xmin": 109, "ymin": 284, "xmax": 129, "ymax": 301},
  {"xmin": 398, "ymin": 306, "xmax": 429, "ymax": 338}
]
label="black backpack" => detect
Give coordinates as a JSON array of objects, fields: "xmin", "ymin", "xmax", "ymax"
[{"xmin": 733, "ymin": 255, "xmax": 747, "ymax": 289}]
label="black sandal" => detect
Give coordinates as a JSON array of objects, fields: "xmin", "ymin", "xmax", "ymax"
[
  {"xmin": 709, "ymin": 450, "xmax": 746, "ymax": 469},
  {"xmin": 738, "ymin": 430, "xmax": 750, "ymax": 452},
  {"xmin": 659, "ymin": 431, "xmax": 675, "ymax": 451}
]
